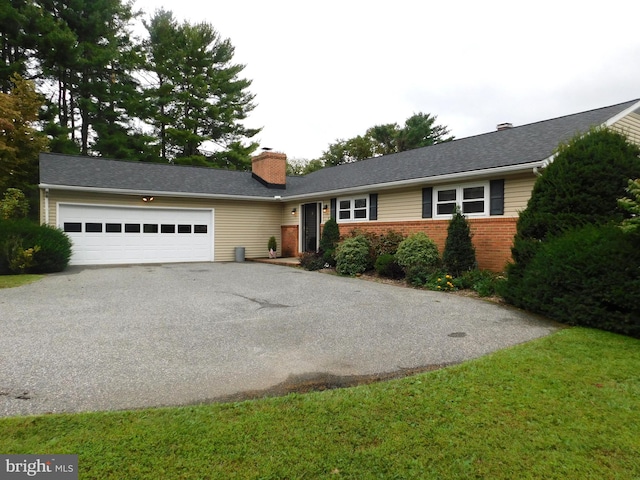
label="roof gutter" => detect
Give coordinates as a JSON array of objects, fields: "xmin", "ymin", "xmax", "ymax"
[
  {"xmin": 38, "ymin": 184, "xmax": 282, "ymax": 202},
  {"xmin": 282, "ymin": 160, "xmax": 545, "ymax": 201}
]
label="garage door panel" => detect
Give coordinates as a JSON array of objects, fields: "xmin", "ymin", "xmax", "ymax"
[{"xmin": 59, "ymin": 204, "xmax": 213, "ymax": 265}]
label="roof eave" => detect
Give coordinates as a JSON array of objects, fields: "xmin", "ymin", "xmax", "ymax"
[
  {"xmin": 38, "ymin": 184, "xmax": 282, "ymax": 202},
  {"xmin": 282, "ymin": 161, "xmax": 545, "ymax": 200}
]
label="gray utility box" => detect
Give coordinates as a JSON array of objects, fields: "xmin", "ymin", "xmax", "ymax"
[{"xmin": 234, "ymin": 247, "xmax": 245, "ymax": 262}]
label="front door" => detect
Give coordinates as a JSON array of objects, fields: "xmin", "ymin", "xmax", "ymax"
[{"xmin": 302, "ymin": 203, "xmax": 319, "ymax": 252}]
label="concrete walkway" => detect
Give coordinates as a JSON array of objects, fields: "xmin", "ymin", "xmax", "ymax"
[{"xmin": 0, "ymin": 262, "xmax": 559, "ymax": 417}]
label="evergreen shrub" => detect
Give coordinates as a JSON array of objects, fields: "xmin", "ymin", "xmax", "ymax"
[
  {"xmin": 442, "ymin": 207, "xmax": 476, "ymax": 276},
  {"xmin": 319, "ymin": 218, "xmax": 340, "ymax": 266},
  {"xmin": 507, "ymin": 127, "xmax": 640, "ymax": 282},
  {"xmin": 335, "ymin": 235, "xmax": 371, "ymax": 276},
  {"xmin": 502, "ymin": 224, "xmax": 640, "ymax": 338},
  {"xmin": 395, "ymin": 232, "xmax": 440, "ymax": 285},
  {"xmin": 374, "ymin": 253, "xmax": 404, "ymax": 279},
  {"xmin": 0, "ymin": 219, "xmax": 71, "ymax": 274}
]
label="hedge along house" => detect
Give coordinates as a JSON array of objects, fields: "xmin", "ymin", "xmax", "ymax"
[{"xmin": 39, "ymin": 99, "xmax": 640, "ymax": 270}]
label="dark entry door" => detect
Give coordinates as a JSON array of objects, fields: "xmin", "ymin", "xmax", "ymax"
[{"xmin": 302, "ymin": 203, "xmax": 318, "ymax": 252}]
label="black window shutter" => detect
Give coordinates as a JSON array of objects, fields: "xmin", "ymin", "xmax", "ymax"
[
  {"xmin": 490, "ymin": 179, "xmax": 504, "ymax": 215},
  {"xmin": 422, "ymin": 187, "xmax": 433, "ymax": 218},
  {"xmin": 330, "ymin": 198, "xmax": 337, "ymax": 220},
  {"xmin": 369, "ymin": 194, "xmax": 378, "ymax": 220}
]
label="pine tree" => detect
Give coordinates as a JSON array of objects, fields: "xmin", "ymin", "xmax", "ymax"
[{"xmin": 442, "ymin": 206, "xmax": 476, "ymax": 276}]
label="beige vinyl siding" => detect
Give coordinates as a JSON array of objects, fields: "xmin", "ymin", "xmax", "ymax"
[
  {"xmin": 44, "ymin": 190, "xmax": 281, "ymax": 261},
  {"xmin": 504, "ymin": 173, "xmax": 536, "ymax": 216},
  {"xmin": 612, "ymin": 112, "xmax": 640, "ymax": 146},
  {"xmin": 214, "ymin": 201, "xmax": 282, "ymax": 260},
  {"xmin": 281, "ymin": 201, "xmax": 300, "ymax": 225},
  {"xmin": 376, "ymin": 188, "xmax": 422, "ymax": 221}
]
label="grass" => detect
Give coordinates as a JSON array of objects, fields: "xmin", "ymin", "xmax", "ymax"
[
  {"xmin": 0, "ymin": 274, "xmax": 43, "ymax": 288},
  {"xmin": 1, "ymin": 327, "xmax": 638, "ymax": 479}
]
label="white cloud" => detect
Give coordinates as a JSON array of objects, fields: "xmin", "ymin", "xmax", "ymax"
[{"xmin": 133, "ymin": 0, "xmax": 640, "ymax": 159}]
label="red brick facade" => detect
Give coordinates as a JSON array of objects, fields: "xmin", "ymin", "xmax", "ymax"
[
  {"xmin": 336, "ymin": 218, "xmax": 517, "ymax": 272},
  {"xmin": 283, "ymin": 215, "xmax": 517, "ymax": 272},
  {"xmin": 281, "ymin": 225, "xmax": 299, "ymax": 257}
]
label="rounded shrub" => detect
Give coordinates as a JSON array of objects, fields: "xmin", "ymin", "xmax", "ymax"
[
  {"xmin": 395, "ymin": 232, "xmax": 440, "ymax": 285},
  {"xmin": 505, "ymin": 224, "xmax": 640, "ymax": 338},
  {"xmin": 374, "ymin": 253, "xmax": 404, "ymax": 279},
  {"xmin": 0, "ymin": 219, "xmax": 71, "ymax": 274},
  {"xmin": 335, "ymin": 235, "xmax": 370, "ymax": 276},
  {"xmin": 30, "ymin": 224, "xmax": 72, "ymax": 273}
]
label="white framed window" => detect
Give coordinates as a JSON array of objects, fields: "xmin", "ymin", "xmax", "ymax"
[
  {"xmin": 337, "ymin": 196, "xmax": 368, "ymax": 222},
  {"xmin": 434, "ymin": 182, "xmax": 489, "ymax": 218}
]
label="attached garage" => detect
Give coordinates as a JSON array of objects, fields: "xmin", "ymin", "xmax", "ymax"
[{"xmin": 58, "ymin": 204, "xmax": 214, "ymax": 265}]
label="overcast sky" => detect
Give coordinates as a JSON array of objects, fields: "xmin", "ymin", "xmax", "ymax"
[{"xmin": 132, "ymin": 0, "xmax": 640, "ymax": 161}]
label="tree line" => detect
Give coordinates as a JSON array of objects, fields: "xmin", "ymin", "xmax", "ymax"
[
  {"xmin": 1, "ymin": 0, "xmax": 258, "ymax": 168},
  {"xmin": 287, "ymin": 112, "xmax": 454, "ymax": 175}
]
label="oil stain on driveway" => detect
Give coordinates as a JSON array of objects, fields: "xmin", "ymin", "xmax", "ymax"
[{"xmin": 0, "ymin": 262, "xmax": 560, "ymax": 417}]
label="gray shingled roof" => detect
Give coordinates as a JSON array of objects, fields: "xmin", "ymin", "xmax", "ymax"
[
  {"xmin": 39, "ymin": 155, "xmax": 283, "ymax": 198},
  {"xmin": 40, "ymin": 99, "xmax": 640, "ymax": 199},
  {"xmin": 285, "ymin": 99, "xmax": 640, "ymax": 196}
]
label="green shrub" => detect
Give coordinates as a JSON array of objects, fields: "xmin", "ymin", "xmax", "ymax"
[
  {"xmin": 425, "ymin": 272, "xmax": 456, "ymax": 291},
  {"xmin": 319, "ymin": 218, "xmax": 340, "ymax": 252},
  {"xmin": 0, "ymin": 219, "xmax": 71, "ymax": 274},
  {"xmin": 319, "ymin": 218, "xmax": 340, "ymax": 267},
  {"xmin": 370, "ymin": 230, "xmax": 406, "ymax": 257},
  {"xmin": 619, "ymin": 178, "xmax": 640, "ymax": 233},
  {"xmin": 335, "ymin": 235, "xmax": 371, "ymax": 276},
  {"xmin": 374, "ymin": 253, "xmax": 404, "ymax": 279},
  {"xmin": 442, "ymin": 206, "xmax": 476, "ymax": 276},
  {"xmin": 299, "ymin": 251, "xmax": 326, "ymax": 271},
  {"xmin": 395, "ymin": 232, "xmax": 440, "ymax": 285},
  {"xmin": 503, "ymin": 224, "xmax": 640, "ymax": 338},
  {"xmin": 461, "ymin": 270, "xmax": 504, "ymax": 297},
  {"xmin": 30, "ymin": 224, "xmax": 72, "ymax": 273},
  {"xmin": 506, "ymin": 127, "xmax": 640, "ymax": 291},
  {"xmin": 267, "ymin": 236, "xmax": 277, "ymax": 252}
]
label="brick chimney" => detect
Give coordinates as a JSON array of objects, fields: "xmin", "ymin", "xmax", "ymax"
[{"xmin": 251, "ymin": 151, "xmax": 287, "ymax": 188}]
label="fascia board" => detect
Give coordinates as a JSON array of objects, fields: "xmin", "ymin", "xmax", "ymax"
[{"xmin": 605, "ymin": 99, "xmax": 640, "ymax": 127}]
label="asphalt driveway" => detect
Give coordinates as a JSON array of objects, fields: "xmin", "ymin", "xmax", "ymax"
[{"xmin": 0, "ymin": 262, "xmax": 560, "ymax": 417}]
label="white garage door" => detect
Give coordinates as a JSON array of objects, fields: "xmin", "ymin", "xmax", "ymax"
[{"xmin": 58, "ymin": 204, "xmax": 214, "ymax": 265}]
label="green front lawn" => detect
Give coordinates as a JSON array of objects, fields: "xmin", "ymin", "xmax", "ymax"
[
  {"xmin": 1, "ymin": 327, "xmax": 638, "ymax": 479},
  {"xmin": 0, "ymin": 274, "xmax": 43, "ymax": 288}
]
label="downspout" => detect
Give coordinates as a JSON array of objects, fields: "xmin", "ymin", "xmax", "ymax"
[
  {"xmin": 533, "ymin": 167, "xmax": 542, "ymax": 177},
  {"xmin": 44, "ymin": 188, "xmax": 50, "ymax": 225}
]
